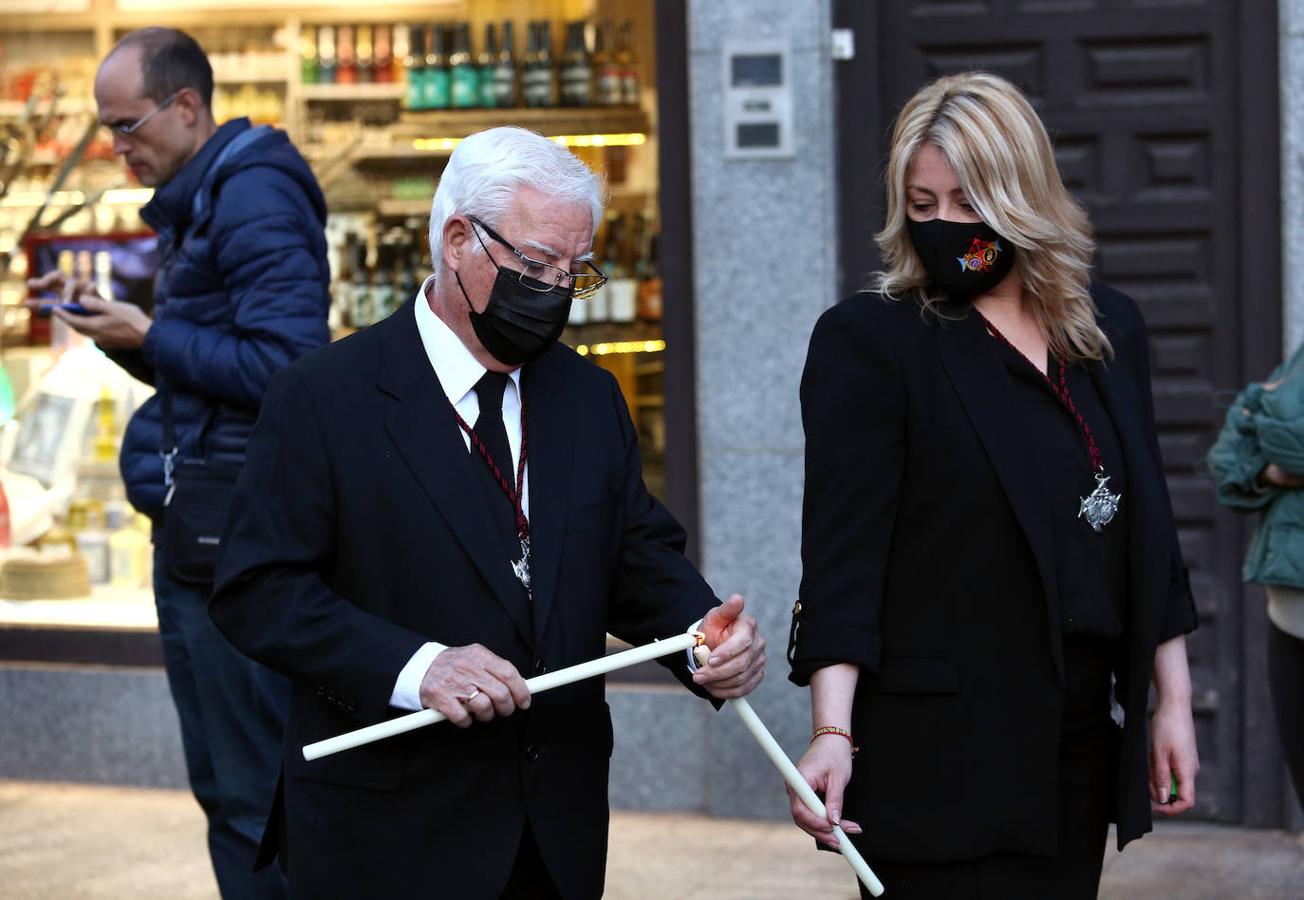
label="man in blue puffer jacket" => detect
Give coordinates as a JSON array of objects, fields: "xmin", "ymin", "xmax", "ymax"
[{"xmin": 28, "ymin": 28, "xmax": 328, "ymax": 899}]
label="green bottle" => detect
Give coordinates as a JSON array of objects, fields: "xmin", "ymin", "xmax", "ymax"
[
  {"xmin": 405, "ymin": 26, "xmax": 425, "ymax": 110},
  {"xmin": 479, "ymin": 23, "xmax": 499, "ymax": 108},
  {"xmin": 423, "ymin": 24, "xmax": 450, "ymax": 110},
  {"xmin": 449, "ymin": 23, "xmax": 479, "ymax": 109}
]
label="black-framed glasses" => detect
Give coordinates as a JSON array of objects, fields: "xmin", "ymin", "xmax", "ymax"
[
  {"xmin": 105, "ymin": 90, "xmax": 183, "ymax": 136},
  {"xmin": 467, "ymin": 215, "xmax": 608, "ymax": 299}
]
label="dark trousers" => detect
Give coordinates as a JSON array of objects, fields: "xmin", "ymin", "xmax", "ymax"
[
  {"xmin": 1268, "ymin": 621, "xmax": 1304, "ymax": 811},
  {"xmin": 154, "ymin": 549, "xmax": 290, "ymax": 899},
  {"xmin": 500, "ymin": 822, "xmax": 563, "ymax": 900},
  {"xmin": 863, "ymin": 638, "xmax": 1118, "ymax": 900}
]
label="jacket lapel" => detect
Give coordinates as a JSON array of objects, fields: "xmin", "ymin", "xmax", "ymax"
[
  {"xmin": 937, "ymin": 311, "xmax": 1064, "ymax": 680},
  {"xmin": 378, "ymin": 300, "xmax": 534, "ymax": 647},
  {"xmin": 520, "ymin": 348, "xmax": 574, "ymax": 647}
]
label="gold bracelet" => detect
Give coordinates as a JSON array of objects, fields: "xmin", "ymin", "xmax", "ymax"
[{"xmin": 812, "ymin": 725, "xmax": 858, "ymax": 754}]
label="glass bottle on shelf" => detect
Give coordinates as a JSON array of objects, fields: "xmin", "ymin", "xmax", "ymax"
[
  {"xmin": 609, "ymin": 212, "xmax": 638, "ymax": 324},
  {"xmin": 478, "ymin": 23, "xmax": 499, "ymax": 109},
  {"xmin": 538, "ymin": 21, "xmax": 558, "ymax": 107},
  {"xmin": 333, "ymin": 232, "xmax": 356, "ymax": 331},
  {"xmin": 93, "ymin": 250, "xmax": 112, "ymax": 302},
  {"xmin": 425, "ymin": 24, "xmax": 451, "ymax": 110},
  {"xmin": 352, "ymin": 241, "xmax": 372, "ymax": 330},
  {"xmin": 567, "ymin": 289, "xmax": 590, "ymax": 328},
  {"xmin": 405, "ymin": 26, "xmax": 425, "ymax": 110},
  {"xmin": 396, "ymin": 239, "xmax": 419, "ymax": 306},
  {"xmin": 372, "ymin": 241, "xmax": 396, "ymax": 322},
  {"xmin": 594, "ymin": 20, "xmax": 621, "ymax": 107},
  {"xmin": 337, "ymin": 25, "xmax": 356, "ymax": 84},
  {"xmin": 637, "ymin": 232, "xmax": 662, "ymax": 322},
  {"xmin": 92, "ymin": 385, "xmax": 117, "ymax": 464},
  {"xmin": 300, "ymin": 25, "xmax": 318, "ymax": 84},
  {"xmin": 449, "ymin": 22, "xmax": 479, "ymax": 109},
  {"xmin": 356, "ymin": 25, "xmax": 374, "ymax": 83},
  {"xmin": 317, "ymin": 25, "xmax": 337, "ymax": 84},
  {"xmin": 617, "ymin": 20, "xmax": 639, "ymax": 106},
  {"xmin": 374, "ymin": 25, "xmax": 393, "ymax": 84},
  {"xmin": 523, "ymin": 21, "xmax": 557, "ymax": 108},
  {"xmin": 390, "ymin": 24, "xmax": 408, "ymax": 86},
  {"xmin": 494, "ymin": 21, "xmax": 519, "ymax": 108},
  {"xmin": 588, "ymin": 212, "xmax": 619, "ymax": 326},
  {"xmin": 560, "ymin": 21, "xmax": 592, "ymax": 108},
  {"xmin": 522, "ymin": 22, "xmax": 541, "ymax": 108}
]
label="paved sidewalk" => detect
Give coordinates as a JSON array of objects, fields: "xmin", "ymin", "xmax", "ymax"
[{"xmin": 1, "ymin": 779, "xmax": 1301, "ymax": 898}]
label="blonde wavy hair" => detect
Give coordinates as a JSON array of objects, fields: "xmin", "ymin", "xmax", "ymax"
[{"xmin": 871, "ymin": 71, "xmax": 1111, "ymax": 362}]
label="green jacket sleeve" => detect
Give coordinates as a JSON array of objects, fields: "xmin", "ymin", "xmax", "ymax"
[
  {"xmin": 1256, "ymin": 391, "xmax": 1304, "ymax": 479},
  {"xmin": 1207, "ymin": 382, "xmax": 1275, "ymax": 510}
]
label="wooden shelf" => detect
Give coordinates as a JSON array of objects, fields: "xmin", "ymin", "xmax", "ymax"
[
  {"xmin": 214, "ymin": 75, "xmax": 290, "ymax": 86},
  {"xmin": 375, "ymin": 198, "xmax": 435, "ymax": 218},
  {"xmin": 0, "ymin": 98, "xmax": 95, "ymax": 118},
  {"xmin": 395, "ymin": 106, "xmax": 648, "ymax": 140},
  {"xmin": 301, "ymin": 83, "xmax": 406, "ymax": 102}
]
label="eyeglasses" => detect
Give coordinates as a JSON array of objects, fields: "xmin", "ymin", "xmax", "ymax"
[
  {"xmin": 467, "ymin": 215, "xmax": 608, "ymax": 299},
  {"xmin": 105, "ymin": 90, "xmax": 183, "ymax": 136}
]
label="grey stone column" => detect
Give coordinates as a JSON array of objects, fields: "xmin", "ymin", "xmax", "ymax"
[
  {"xmin": 1283, "ymin": 0, "xmax": 1304, "ymax": 356},
  {"xmin": 687, "ymin": 0, "xmax": 839, "ymax": 818},
  {"xmin": 1278, "ymin": 0, "xmax": 1304, "ymax": 829}
]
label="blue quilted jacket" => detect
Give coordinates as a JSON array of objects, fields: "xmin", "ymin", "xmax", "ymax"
[{"xmin": 114, "ymin": 118, "xmax": 330, "ymax": 521}]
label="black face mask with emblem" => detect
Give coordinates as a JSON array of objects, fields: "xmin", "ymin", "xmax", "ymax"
[
  {"xmin": 455, "ymin": 265, "xmax": 573, "ymax": 368},
  {"xmin": 906, "ymin": 217, "xmax": 1017, "ymax": 299}
]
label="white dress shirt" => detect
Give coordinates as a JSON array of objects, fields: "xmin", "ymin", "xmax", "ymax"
[
  {"xmin": 389, "ymin": 278, "xmax": 527, "ymax": 710},
  {"xmin": 389, "ymin": 278, "xmax": 705, "ymax": 710}
]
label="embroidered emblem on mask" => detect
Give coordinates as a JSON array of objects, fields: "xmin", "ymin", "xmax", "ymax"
[{"xmin": 957, "ymin": 237, "xmax": 1003, "ymax": 273}]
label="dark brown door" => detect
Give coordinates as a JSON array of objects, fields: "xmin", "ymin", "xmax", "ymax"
[{"xmin": 833, "ymin": 0, "xmax": 1283, "ymax": 824}]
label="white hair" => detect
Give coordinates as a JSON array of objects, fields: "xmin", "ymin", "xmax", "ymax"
[{"xmin": 428, "ymin": 126, "xmax": 606, "ymax": 283}]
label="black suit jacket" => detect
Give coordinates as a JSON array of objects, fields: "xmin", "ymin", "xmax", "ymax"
[
  {"xmin": 209, "ymin": 299, "xmax": 719, "ymax": 899},
  {"xmin": 788, "ymin": 283, "xmax": 1196, "ymax": 862}
]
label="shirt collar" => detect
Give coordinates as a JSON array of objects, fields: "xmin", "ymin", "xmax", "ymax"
[{"xmin": 413, "ymin": 275, "xmax": 520, "ymax": 407}]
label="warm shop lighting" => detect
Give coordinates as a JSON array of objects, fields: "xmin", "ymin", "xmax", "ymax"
[
  {"xmin": 574, "ymin": 339, "xmax": 665, "ymax": 357},
  {"xmin": 412, "ymin": 133, "xmax": 646, "ymax": 153},
  {"xmin": 411, "ymin": 137, "xmax": 464, "ymax": 152},
  {"xmin": 552, "ymin": 132, "xmax": 646, "ymax": 148},
  {"xmin": 0, "ymin": 188, "xmax": 153, "ymax": 207},
  {"xmin": 101, "ymin": 188, "xmax": 154, "ymax": 205},
  {"xmin": 1, "ymin": 190, "xmax": 85, "ymax": 207}
]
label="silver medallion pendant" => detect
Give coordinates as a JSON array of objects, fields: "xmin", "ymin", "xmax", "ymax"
[
  {"xmin": 1078, "ymin": 471, "xmax": 1121, "ymax": 532},
  {"xmin": 511, "ymin": 536, "xmax": 532, "ymax": 594}
]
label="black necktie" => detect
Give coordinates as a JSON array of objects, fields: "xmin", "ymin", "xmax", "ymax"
[{"xmin": 472, "ymin": 371, "xmax": 515, "ymax": 493}]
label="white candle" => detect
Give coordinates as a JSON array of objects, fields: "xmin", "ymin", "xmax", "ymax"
[
  {"xmin": 729, "ymin": 697, "xmax": 884, "ymax": 896},
  {"xmin": 302, "ymin": 632, "xmax": 699, "ymax": 761},
  {"xmin": 692, "ymin": 643, "xmax": 883, "ymax": 895}
]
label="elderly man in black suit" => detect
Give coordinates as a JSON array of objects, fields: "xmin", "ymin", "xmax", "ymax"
[{"xmin": 209, "ymin": 125, "xmax": 765, "ymax": 899}]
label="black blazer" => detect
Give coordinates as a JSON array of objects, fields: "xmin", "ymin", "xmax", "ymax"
[
  {"xmin": 787, "ymin": 283, "xmax": 1195, "ymax": 862},
  {"xmin": 209, "ymin": 299, "xmax": 718, "ymax": 900}
]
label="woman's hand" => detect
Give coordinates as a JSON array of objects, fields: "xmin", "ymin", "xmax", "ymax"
[
  {"xmin": 1261, "ymin": 463, "xmax": 1304, "ymax": 489},
  {"xmin": 1149, "ymin": 699, "xmax": 1199, "ymax": 815},
  {"xmin": 1149, "ymin": 635, "xmax": 1198, "ymax": 815},
  {"xmin": 788, "ymin": 734, "xmax": 861, "ymax": 848}
]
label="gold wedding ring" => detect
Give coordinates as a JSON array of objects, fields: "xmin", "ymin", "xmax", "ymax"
[{"xmin": 459, "ymin": 686, "xmax": 481, "ymax": 705}]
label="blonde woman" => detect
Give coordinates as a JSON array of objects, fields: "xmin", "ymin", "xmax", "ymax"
[{"xmin": 787, "ymin": 72, "xmax": 1199, "ymax": 898}]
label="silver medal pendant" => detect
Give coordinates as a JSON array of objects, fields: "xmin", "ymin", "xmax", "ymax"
[
  {"xmin": 511, "ymin": 536, "xmax": 532, "ymax": 594},
  {"xmin": 1078, "ymin": 471, "xmax": 1121, "ymax": 533}
]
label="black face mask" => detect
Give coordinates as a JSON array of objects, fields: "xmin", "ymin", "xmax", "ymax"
[
  {"xmin": 455, "ymin": 265, "xmax": 572, "ymax": 367},
  {"xmin": 906, "ymin": 217, "xmax": 1016, "ymax": 300}
]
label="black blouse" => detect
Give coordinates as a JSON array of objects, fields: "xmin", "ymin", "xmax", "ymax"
[{"xmin": 993, "ymin": 338, "xmax": 1129, "ymax": 640}]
